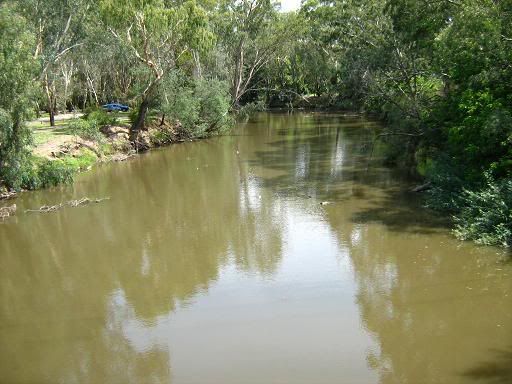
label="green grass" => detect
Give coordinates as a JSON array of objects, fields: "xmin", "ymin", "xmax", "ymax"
[
  {"xmin": 61, "ymin": 148, "xmax": 98, "ymax": 170},
  {"xmin": 31, "ymin": 124, "xmax": 74, "ymax": 145},
  {"xmin": 27, "ymin": 112, "xmax": 130, "ymax": 146},
  {"xmin": 28, "ymin": 111, "xmax": 130, "ymax": 146}
]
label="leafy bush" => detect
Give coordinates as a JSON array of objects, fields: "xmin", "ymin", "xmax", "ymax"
[
  {"xmin": 128, "ymin": 103, "xmax": 159, "ymax": 128},
  {"xmin": 150, "ymin": 129, "xmax": 174, "ymax": 146},
  {"xmin": 62, "ymin": 149, "xmax": 97, "ymax": 170},
  {"xmin": 160, "ymin": 71, "xmax": 232, "ymax": 138},
  {"xmin": 238, "ymin": 100, "xmax": 266, "ymax": 120},
  {"xmin": 454, "ymin": 176, "xmax": 512, "ymax": 248},
  {"xmin": 6, "ymin": 149, "xmax": 97, "ymax": 191},
  {"xmin": 0, "ymin": 4, "xmax": 38, "ymax": 191},
  {"xmin": 196, "ymin": 78, "xmax": 233, "ymax": 134},
  {"xmin": 424, "ymin": 155, "xmax": 466, "ymax": 212},
  {"xmin": 0, "ymin": 109, "xmax": 36, "ymax": 190},
  {"xmin": 83, "ymin": 108, "xmax": 118, "ymax": 127},
  {"xmin": 36, "ymin": 159, "xmax": 75, "ymax": 188},
  {"xmin": 445, "ymin": 91, "xmax": 512, "ymax": 180},
  {"xmin": 69, "ymin": 119, "xmax": 103, "ymax": 142}
]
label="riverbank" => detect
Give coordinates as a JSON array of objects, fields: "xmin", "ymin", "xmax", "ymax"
[{"xmin": 0, "ymin": 114, "xmax": 195, "ymax": 201}]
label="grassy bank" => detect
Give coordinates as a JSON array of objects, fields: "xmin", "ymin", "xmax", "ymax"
[{"xmin": 0, "ymin": 110, "xmax": 196, "ymax": 199}]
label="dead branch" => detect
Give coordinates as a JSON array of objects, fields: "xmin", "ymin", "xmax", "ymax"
[
  {"xmin": 0, "ymin": 191, "xmax": 17, "ymax": 200},
  {"xmin": 111, "ymin": 153, "xmax": 135, "ymax": 162},
  {"xmin": 0, "ymin": 204, "xmax": 17, "ymax": 220},
  {"xmin": 25, "ymin": 203, "xmax": 63, "ymax": 213},
  {"xmin": 411, "ymin": 182, "xmax": 432, "ymax": 192},
  {"xmin": 25, "ymin": 197, "xmax": 110, "ymax": 213}
]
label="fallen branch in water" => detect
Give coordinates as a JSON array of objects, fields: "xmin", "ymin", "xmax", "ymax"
[
  {"xmin": 111, "ymin": 153, "xmax": 135, "ymax": 162},
  {"xmin": 25, "ymin": 197, "xmax": 110, "ymax": 213},
  {"xmin": 0, "ymin": 191, "xmax": 17, "ymax": 200},
  {"xmin": 68, "ymin": 197, "xmax": 110, "ymax": 206},
  {"xmin": 411, "ymin": 182, "xmax": 432, "ymax": 192},
  {"xmin": 0, "ymin": 204, "xmax": 17, "ymax": 220},
  {"xmin": 25, "ymin": 203, "xmax": 63, "ymax": 213}
]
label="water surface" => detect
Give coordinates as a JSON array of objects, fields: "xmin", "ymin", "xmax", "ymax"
[{"xmin": 1, "ymin": 112, "xmax": 511, "ymax": 384}]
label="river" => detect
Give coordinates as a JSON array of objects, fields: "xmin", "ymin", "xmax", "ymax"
[{"xmin": 0, "ymin": 112, "xmax": 511, "ymax": 383}]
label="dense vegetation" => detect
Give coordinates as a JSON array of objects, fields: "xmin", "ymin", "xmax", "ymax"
[
  {"xmin": 0, "ymin": 0, "xmax": 510, "ymax": 247},
  {"xmin": 288, "ymin": 0, "xmax": 511, "ymax": 248}
]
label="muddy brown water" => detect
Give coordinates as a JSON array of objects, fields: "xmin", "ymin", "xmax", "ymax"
[{"xmin": 1, "ymin": 112, "xmax": 511, "ymax": 384}]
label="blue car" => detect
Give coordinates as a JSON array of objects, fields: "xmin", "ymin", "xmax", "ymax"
[{"xmin": 102, "ymin": 103, "xmax": 129, "ymax": 112}]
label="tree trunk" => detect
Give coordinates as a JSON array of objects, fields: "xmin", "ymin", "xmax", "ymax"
[
  {"xmin": 130, "ymin": 98, "xmax": 149, "ymax": 143},
  {"xmin": 44, "ymin": 75, "xmax": 56, "ymax": 127},
  {"xmin": 49, "ymin": 108, "xmax": 55, "ymax": 127}
]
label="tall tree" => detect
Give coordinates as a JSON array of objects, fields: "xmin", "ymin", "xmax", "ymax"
[
  {"xmin": 0, "ymin": 3, "xmax": 38, "ymax": 189},
  {"xmin": 216, "ymin": 0, "xmax": 297, "ymax": 106},
  {"xmin": 17, "ymin": 0, "xmax": 90, "ymax": 126},
  {"xmin": 99, "ymin": 0, "xmax": 214, "ymax": 144}
]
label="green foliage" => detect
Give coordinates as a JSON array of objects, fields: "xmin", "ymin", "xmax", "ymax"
[
  {"xmin": 454, "ymin": 176, "xmax": 512, "ymax": 248},
  {"xmin": 128, "ymin": 104, "xmax": 159, "ymax": 127},
  {"xmin": 445, "ymin": 91, "xmax": 512, "ymax": 179},
  {"xmin": 37, "ymin": 159, "xmax": 76, "ymax": 188},
  {"xmin": 238, "ymin": 101, "xmax": 266, "ymax": 120},
  {"xmin": 4, "ymin": 148, "xmax": 97, "ymax": 191},
  {"xmin": 216, "ymin": 0, "xmax": 297, "ymax": 105},
  {"xmin": 0, "ymin": 149, "xmax": 39, "ymax": 191},
  {"xmin": 0, "ymin": 3, "xmax": 38, "ymax": 191},
  {"xmin": 69, "ymin": 119, "xmax": 103, "ymax": 142},
  {"xmin": 68, "ymin": 110, "xmax": 115, "ymax": 142},
  {"xmin": 23, "ymin": 149, "xmax": 97, "ymax": 190},
  {"xmin": 84, "ymin": 109, "xmax": 118, "ymax": 127},
  {"xmin": 161, "ymin": 72, "xmax": 232, "ymax": 137},
  {"xmin": 424, "ymin": 156, "xmax": 465, "ymax": 213},
  {"xmin": 149, "ymin": 129, "xmax": 174, "ymax": 147},
  {"xmin": 62, "ymin": 149, "xmax": 97, "ymax": 170},
  {"xmin": 99, "ymin": 0, "xmax": 215, "ymax": 136},
  {"xmin": 195, "ymin": 78, "xmax": 233, "ymax": 134}
]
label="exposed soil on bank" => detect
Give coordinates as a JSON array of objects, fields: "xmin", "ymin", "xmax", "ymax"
[{"xmin": 0, "ymin": 121, "xmax": 192, "ymax": 201}]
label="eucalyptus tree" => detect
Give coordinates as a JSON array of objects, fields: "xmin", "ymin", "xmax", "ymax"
[
  {"xmin": 16, "ymin": 0, "xmax": 91, "ymax": 126},
  {"xmin": 99, "ymin": 0, "xmax": 214, "ymax": 143},
  {"xmin": 0, "ymin": 4, "xmax": 38, "ymax": 189},
  {"xmin": 256, "ymin": 12, "xmax": 338, "ymax": 105},
  {"xmin": 300, "ymin": 0, "xmax": 391, "ymax": 101},
  {"xmin": 215, "ymin": 0, "xmax": 299, "ymax": 107},
  {"xmin": 68, "ymin": 24, "xmax": 139, "ymax": 109}
]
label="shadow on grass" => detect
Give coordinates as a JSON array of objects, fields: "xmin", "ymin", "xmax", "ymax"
[
  {"xmin": 31, "ymin": 121, "xmax": 74, "ymax": 135},
  {"xmin": 462, "ymin": 348, "xmax": 512, "ymax": 383}
]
